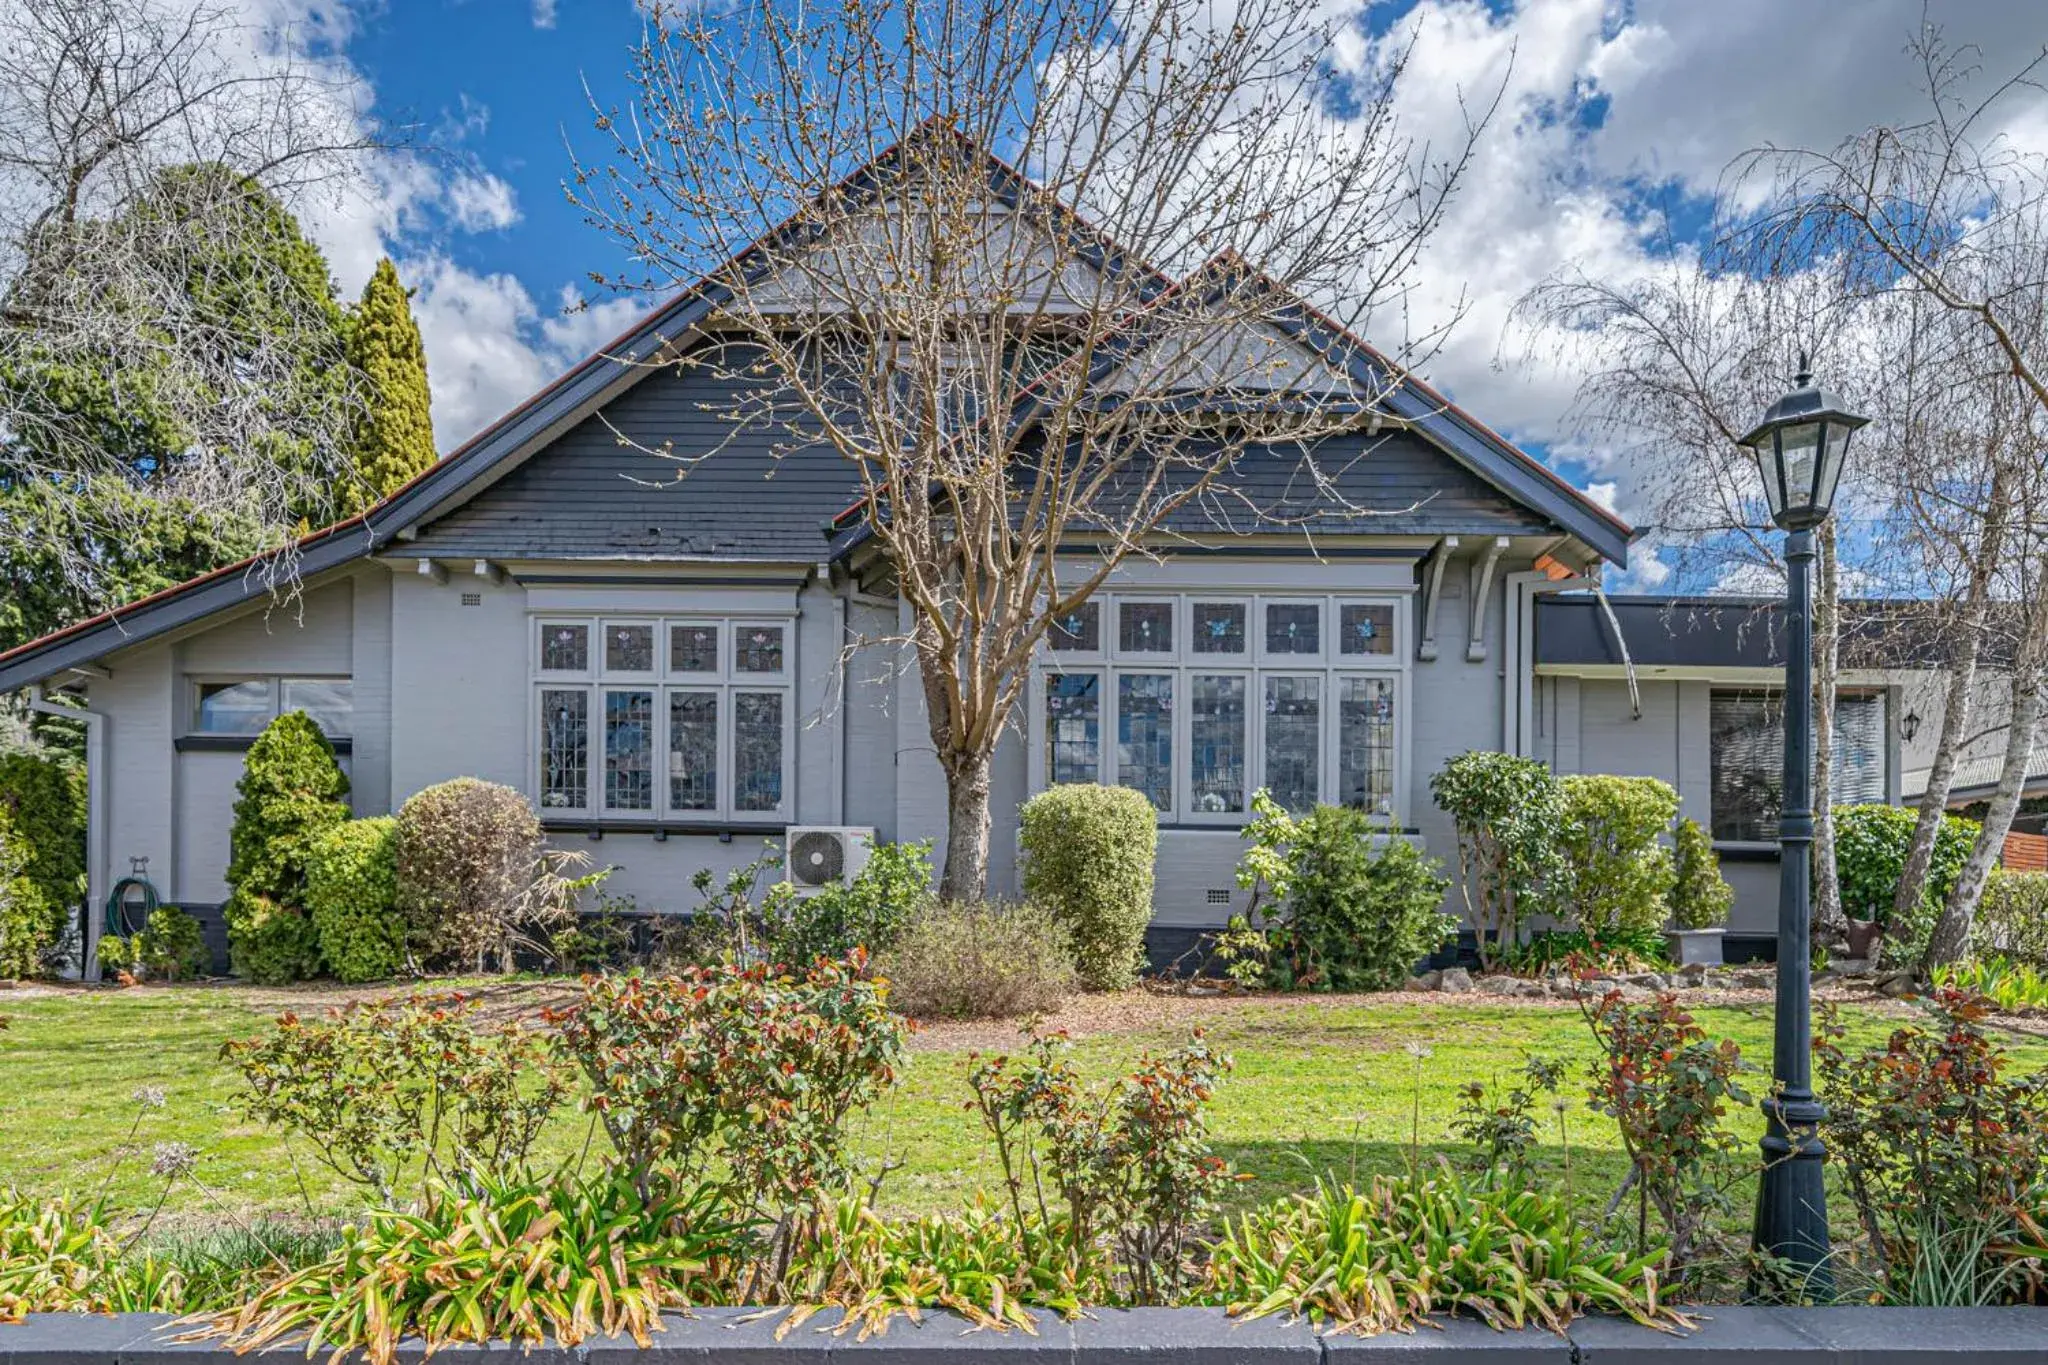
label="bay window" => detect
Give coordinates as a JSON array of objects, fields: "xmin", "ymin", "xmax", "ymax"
[
  {"xmin": 534, "ymin": 615, "xmax": 793, "ymax": 822},
  {"xmin": 1035, "ymin": 593, "xmax": 1406, "ymax": 823}
]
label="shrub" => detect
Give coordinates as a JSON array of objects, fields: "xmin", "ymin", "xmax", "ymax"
[
  {"xmin": 1235, "ymin": 793, "xmax": 1452, "ymax": 991},
  {"xmin": 1975, "ymin": 870, "xmax": 2048, "ymax": 970},
  {"xmin": 1669, "ymin": 817, "xmax": 1733, "ymax": 931},
  {"xmin": 1429, "ymin": 752, "xmax": 1569, "ymax": 968},
  {"xmin": 224, "ymin": 992, "xmax": 572, "ymax": 1201},
  {"xmin": 969, "ymin": 1030, "xmax": 1236, "ymax": 1303},
  {"xmin": 875, "ymin": 899, "xmax": 1077, "ymax": 1020},
  {"xmin": 552, "ymin": 959, "xmax": 906, "ymax": 1217},
  {"xmin": 394, "ymin": 778, "xmax": 545, "ymax": 971},
  {"xmin": 1577, "ymin": 988, "xmax": 1749, "ymax": 1275},
  {"xmin": 1205, "ymin": 1169, "xmax": 1674, "ymax": 1334},
  {"xmin": 1019, "ymin": 784, "xmax": 1157, "ymax": 990},
  {"xmin": 223, "ymin": 713, "xmax": 350, "ymax": 983},
  {"xmin": 0, "ymin": 751, "xmax": 85, "ymax": 976},
  {"xmin": 1833, "ymin": 803, "xmax": 1979, "ymax": 965},
  {"xmin": 202, "ymin": 1171, "xmax": 738, "ymax": 1365},
  {"xmin": 305, "ymin": 817, "xmax": 404, "ymax": 983},
  {"xmin": 1817, "ymin": 990, "xmax": 2048, "ymax": 1303},
  {"xmin": 130, "ymin": 907, "xmax": 208, "ymax": 981},
  {"xmin": 777, "ymin": 840, "xmax": 933, "ymax": 964},
  {"xmin": 1555, "ymin": 775, "xmax": 1678, "ymax": 937},
  {"xmin": 1450, "ymin": 1056, "xmax": 1566, "ymax": 1186}
]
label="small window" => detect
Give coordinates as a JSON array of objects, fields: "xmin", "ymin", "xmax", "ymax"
[
  {"xmin": 541, "ymin": 622, "xmax": 589, "ymax": 672},
  {"xmin": 1264, "ymin": 602, "xmax": 1321, "ymax": 656},
  {"xmin": 1048, "ymin": 602, "xmax": 1101, "ymax": 653},
  {"xmin": 734, "ymin": 624, "xmax": 786, "ymax": 674},
  {"xmin": 1338, "ymin": 604, "xmax": 1394, "ymax": 656},
  {"xmin": 1118, "ymin": 601, "xmax": 1174, "ymax": 654},
  {"xmin": 1044, "ymin": 672, "xmax": 1102, "ymax": 783},
  {"xmin": 605, "ymin": 623, "xmax": 655, "ymax": 673},
  {"xmin": 194, "ymin": 680, "xmax": 272, "ymax": 735},
  {"xmin": 670, "ymin": 624, "xmax": 719, "ymax": 674},
  {"xmin": 281, "ymin": 679, "xmax": 353, "ymax": 739},
  {"xmin": 1191, "ymin": 602, "xmax": 1246, "ymax": 655}
]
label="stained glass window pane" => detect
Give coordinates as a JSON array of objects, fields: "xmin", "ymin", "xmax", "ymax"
[
  {"xmin": 1045, "ymin": 672, "xmax": 1101, "ymax": 783},
  {"xmin": 1263, "ymin": 675, "xmax": 1320, "ymax": 812},
  {"xmin": 736, "ymin": 625, "xmax": 785, "ymax": 674},
  {"xmin": 1118, "ymin": 602, "xmax": 1174, "ymax": 653},
  {"xmin": 1338, "ymin": 676, "xmax": 1396, "ymax": 816},
  {"xmin": 670, "ymin": 624, "xmax": 719, "ymax": 674},
  {"xmin": 668, "ymin": 691, "xmax": 718, "ymax": 812},
  {"xmin": 540, "ymin": 688, "xmax": 589, "ymax": 810},
  {"xmin": 1191, "ymin": 602, "xmax": 1246, "ymax": 654},
  {"xmin": 1048, "ymin": 602, "xmax": 1100, "ymax": 652},
  {"xmin": 1190, "ymin": 675, "xmax": 1246, "ymax": 815},
  {"xmin": 1265, "ymin": 603, "xmax": 1320, "ymax": 655},
  {"xmin": 1117, "ymin": 674, "xmax": 1174, "ymax": 812},
  {"xmin": 606, "ymin": 624, "xmax": 655, "ymax": 673},
  {"xmin": 734, "ymin": 692, "xmax": 785, "ymax": 811},
  {"xmin": 541, "ymin": 623, "xmax": 588, "ymax": 672},
  {"xmin": 195, "ymin": 680, "xmax": 272, "ymax": 735},
  {"xmin": 1339, "ymin": 604, "xmax": 1394, "ymax": 656},
  {"xmin": 603, "ymin": 690, "xmax": 654, "ymax": 810}
]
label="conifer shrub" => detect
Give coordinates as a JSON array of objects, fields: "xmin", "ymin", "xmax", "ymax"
[
  {"xmin": 223, "ymin": 713, "xmax": 350, "ymax": 984},
  {"xmin": 394, "ymin": 778, "xmax": 544, "ymax": 971},
  {"xmin": 0, "ymin": 751, "xmax": 86, "ymax": 977},
  {"xmin": 1554, "ymin": 775, "xmax": 1679, "ymax": 937},
  {"xmin": 1669, "ymin": 817, "xmax": 1733, "ymax": 931},
  {"xmin": 306, "ymin": 817, "xmax": 405, "ymax": 983},
  {"xmin": 1019, "ymin": 783, "xmax": 1156, "ymax": 990}
]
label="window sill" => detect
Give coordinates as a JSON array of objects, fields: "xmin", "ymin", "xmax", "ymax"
[
  {"xmin": 175, "ymin": 734, "xmax": 353, "ymax": 754},
  {"xmin": 541, "ymin": 818, "xmax": 790, "ymax": 840},
  {"xmin": 1711, "ymin": 841, "xmax": 1781, "ymax": 862}
]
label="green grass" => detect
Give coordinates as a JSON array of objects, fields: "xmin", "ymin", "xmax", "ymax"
[{"xmin": 2, "ymin": 982, "xmax": 2041, "ymax": 1234}]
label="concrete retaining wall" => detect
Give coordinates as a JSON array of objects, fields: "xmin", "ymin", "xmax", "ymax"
[{"xmin": 7, "ymin": 1307, "xmax": 2045, "ymax": 1365}]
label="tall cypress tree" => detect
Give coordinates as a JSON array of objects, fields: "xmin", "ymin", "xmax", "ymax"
[{"xmin": 345, "ymin": 257, "xmax": 436, "ymax": 506}]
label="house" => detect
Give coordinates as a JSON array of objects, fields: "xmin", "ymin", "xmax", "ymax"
[{"xmin": 9, "ymin": 136, "xmax": 1869, "ymax": 974}]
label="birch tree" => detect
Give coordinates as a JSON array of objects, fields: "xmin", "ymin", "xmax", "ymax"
[{"xmin": 570, "ymin": 0, "xmax": 1498, "ymax": 898}]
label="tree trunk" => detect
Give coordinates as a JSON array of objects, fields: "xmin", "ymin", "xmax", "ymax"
[
  {"xmin": 1811, "ymin": 524, "xmax": 1843, "ymax": 943},
  {"xmin": 1896, "ymin": 463, "xmax": 2009, "ymax": 928},
  {"xmin": 1922, "ymin": 667, "xmax": 2046, "ymax": 973},
  {"xmin": 938, "ymin": 752, "xmax": 994, "ymax": 903}
]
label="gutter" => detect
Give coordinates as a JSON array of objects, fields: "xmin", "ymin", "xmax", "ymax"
[{"xmin": 28, "ymin": 683, "xmax": 107, "ymax": 981}]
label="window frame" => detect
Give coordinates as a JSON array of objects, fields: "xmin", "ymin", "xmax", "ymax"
[
  {"xmin": 1030, "ymin": 591, "xmax": 1409, "ymax": 825},
  {"xmin": 187, "ymin": 674, "xmax": 354, "ymax": 740},
  {"xmin": 530, "ymin": 612, "xmax": 795, "ymax": 824},
  {"xmin": 1707, "ymin": 686, "xmax": 1890, "ymax": 847}
]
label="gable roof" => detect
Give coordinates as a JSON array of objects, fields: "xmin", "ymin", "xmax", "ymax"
[{"xmin": 0, "ymin": 130, "xmax": 1630, "ymax": 693}]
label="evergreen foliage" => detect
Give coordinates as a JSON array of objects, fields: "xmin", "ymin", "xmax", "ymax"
[
  {"xmin": 1018, "ymin": 783, "xmax": 1156, "ymax": 990},
  {"xmin": 0, "ymin": 750, "xmax": 87, "ymax": 973},
  {"xmin": 1669, "ymin": 818, "xmax": 1733, "ymax": 931},
  {"xmin": 1553, "ymin": 775, "xmax": 1680, "ymax": 937},
  {"xmin": 344, "ymin": 258, "xmax": 436, "ymax": 507},
  {"xmin": 1833, "ymin": 803, "xmax": 1980, "ymax": 966},
  {"xmin": 393, "ymin": 778, "xmax": 543, "ymax": 971},
  {"xmin": 223, "ymin": 712, "xmax": 350, "ymax": 983},
  {"xmin": 1429, "ymin": 751, "xmax": 1570, "ymax": 968},
  {"xmin": 306, "ymin": 817, "xmax": 406, "ymax": 983}
]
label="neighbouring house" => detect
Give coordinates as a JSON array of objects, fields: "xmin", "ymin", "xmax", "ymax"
[{"xmin": 1, "ymin": 139, "xmax": 1970, "ymax": 974}]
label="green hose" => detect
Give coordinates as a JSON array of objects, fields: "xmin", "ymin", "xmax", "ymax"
[{"xmin": 103, "ymin": 874, "xmax": 160, "ymax": 940}]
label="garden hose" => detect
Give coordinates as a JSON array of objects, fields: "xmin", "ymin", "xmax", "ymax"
[{"xmin": 104, "ymin": 874, "xmax": 160, "ymax": 940}]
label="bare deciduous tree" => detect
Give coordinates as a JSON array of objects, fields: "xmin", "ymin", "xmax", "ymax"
[{"xmin": 570, "ymin": 0, "xmax": 1500, "ymax": 897}]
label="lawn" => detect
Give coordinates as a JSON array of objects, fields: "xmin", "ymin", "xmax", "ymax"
[{"xmin": 2, "ymin": 979, "xmax": 2039, "ymax": 1234}]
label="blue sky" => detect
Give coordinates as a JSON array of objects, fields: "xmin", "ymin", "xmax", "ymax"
[{"xmin": 281, "ymin": 0, "xmax": 2048, "ymax": 589}]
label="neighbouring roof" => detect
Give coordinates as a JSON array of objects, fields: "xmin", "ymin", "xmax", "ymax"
[
  {"xmin": 0, "ymin": 131, "xmax": 1630, "ymax": 694},
  {"xmin": 1535, "ymin": 595, "xmax": 1973, "ymax": 674}
]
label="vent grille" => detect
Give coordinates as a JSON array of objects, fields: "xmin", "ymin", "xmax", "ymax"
[
  {"xmin": 460, "ymin": 592, "xmax": 483, "ymax": 607},
  {"xmin": 1207, "ymin": 888, "xmax": 1231, "ymax": 905}
]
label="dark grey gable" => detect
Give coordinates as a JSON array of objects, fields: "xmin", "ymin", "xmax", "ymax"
[{"xmin": 405, "ymin": 356, "xmax": 861, "ymax": 562}]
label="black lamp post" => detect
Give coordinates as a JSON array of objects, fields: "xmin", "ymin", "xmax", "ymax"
[{"xmin": 1736, "ymin": 356, "xmax": 1868, "ymax": 1293}]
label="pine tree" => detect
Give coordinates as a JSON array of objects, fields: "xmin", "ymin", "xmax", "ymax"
[{"xmin": 345, "ymin": 257, "xmax": 436, "ymax": 507}]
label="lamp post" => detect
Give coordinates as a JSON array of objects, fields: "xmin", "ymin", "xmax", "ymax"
[{"xmin": 1736, "ymin": 356, "xmax": 1868, "ymax": 1293}]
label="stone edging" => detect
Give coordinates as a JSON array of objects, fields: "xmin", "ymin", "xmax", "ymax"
[{"xmin": 6, "ymin": 1306, "xmax": 2047, "ymax": 1365}]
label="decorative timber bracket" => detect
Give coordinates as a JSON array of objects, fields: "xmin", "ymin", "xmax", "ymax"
[
  {"xmin": 1467, "ymin": 536, "xmax": 1509, "ymax": 662},
  {"xmin": 1416, "ymin": 536, "xmax": 1459, "ymax": 662}
]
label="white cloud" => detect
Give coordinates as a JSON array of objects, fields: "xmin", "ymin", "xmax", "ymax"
[
  {"xmin": 445, "ymin": 173, "xmax": 521, "ymax": 233},
  {"xmin": 533, "ymin": 0, "xmax": 558, "ymax": 28}
]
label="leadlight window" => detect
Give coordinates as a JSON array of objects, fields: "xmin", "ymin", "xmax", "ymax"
[
  {"xmin": 1191, "ymin": 602, "xmax": 1247, "ymax": 655},
  {"xmin": 1033, "ymin": 592, "xmax": 1405, "ymax": 823},
  {"xmin": 1118, "ymin": 602, "xmax": 1174, "ymax": 654},
  {"xmin": 1709, "ymin": 689, "xmax": 1888, "ymax": 842},
  {"xmin": 534, "ymin": 614, "xmax": 791, "ymax": 820},
  {"xmin": 1049, "ymin": 602, "xmax": 1101, "ymax": 653},
  {"xmin": 1045, "ymin": 673, "xmax": 1102, "ymax": 783},
  {"xmin": 1264, "ymin": 676, "xmax": 1321, "ymax": 812},
  {"xmin": 1117, "ymin": 674, "xmax": 1174, "ymax": 812}
]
